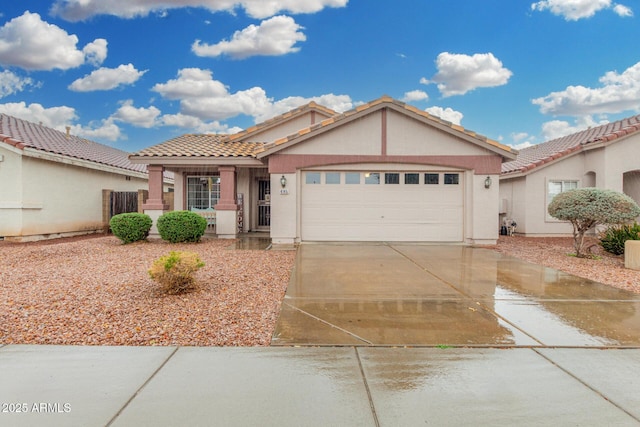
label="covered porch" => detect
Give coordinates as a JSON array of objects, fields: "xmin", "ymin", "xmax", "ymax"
[{"xmin": 136, "ymin": 162, "xmax": 270, "ymax": 239}]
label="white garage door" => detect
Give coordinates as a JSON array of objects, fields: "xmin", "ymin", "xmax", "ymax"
[{"xmin": 301, "ymin": 171, "xmax": 464, "ymax": 242}]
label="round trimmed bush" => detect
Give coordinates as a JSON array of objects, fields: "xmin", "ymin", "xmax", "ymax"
[
  {"xmin": 109, "ymin": 213, "xmax": 152, "ymax": 244},
  {"xmin": 157, "ymin": 210, "xmax": 207, "ymax": 243}
]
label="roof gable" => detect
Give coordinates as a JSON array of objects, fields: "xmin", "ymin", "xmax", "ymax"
[
  {"xmin": 502, "ymin": 114, "xmax": 640, "ymax": 175},
  {"xmin": 0, "ymin": 114, "xmax": 148, "ymax": 174},
  {"xmin": 256, "ymin": 96, "xmax": 515, "ymax": 160}
]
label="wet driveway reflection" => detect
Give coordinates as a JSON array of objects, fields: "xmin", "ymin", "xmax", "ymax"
[{"xmin": 272, "ymin": 244, "xmax": 640, "ymax": 347}]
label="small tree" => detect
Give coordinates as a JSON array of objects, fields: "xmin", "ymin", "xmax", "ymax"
[{"xmin": 548, "ymin": 188, "xmax": 640, "ymax": 258}]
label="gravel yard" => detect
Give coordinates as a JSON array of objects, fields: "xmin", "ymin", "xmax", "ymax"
[
  {"xmin": 1, "ymin": 234, "xmax": 638, "ymax": 347},
  {"xmin": 493, "ymin": 235, "xmax": 640, "ymax": 294},
  {"xmin": 0, "ymin": 235, "xmax": 296, "ymax": 346}
]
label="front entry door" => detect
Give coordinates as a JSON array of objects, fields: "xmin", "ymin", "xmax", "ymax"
[{"xmin": 257, "ymin": 179, "xmax": 271, "ymax": 229}]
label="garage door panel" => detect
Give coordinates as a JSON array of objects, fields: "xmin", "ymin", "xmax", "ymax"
[{"xmin": 301, "ymin": 171, "xmax": 463, "ymax": 242}]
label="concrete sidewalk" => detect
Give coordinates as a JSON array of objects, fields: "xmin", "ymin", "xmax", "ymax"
[{"xmin": 1, "ymin": 345, "xmax": 639, "ymax": 426}]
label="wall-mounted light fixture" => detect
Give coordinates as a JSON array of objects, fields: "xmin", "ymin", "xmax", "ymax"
[
  {"xmin": 484, "ymin": 176, "xmax": 492, "ymax": 189},
  {"xmin": 280, "ymin": 175, "xmax": 287, "ymax": 188}
]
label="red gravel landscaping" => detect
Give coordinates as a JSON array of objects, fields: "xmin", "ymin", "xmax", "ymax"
[{"xmin": 1, "ymin": 234, "xmax": 638, "ymax": 347}]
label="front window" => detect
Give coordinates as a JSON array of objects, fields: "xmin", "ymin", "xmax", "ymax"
[
  {"xmin": 547, "ymin": 180, "xmax": 578, "ymax": 219},
  {"xmin": 187, "ymin": 176, "xmax": 220, "ymax": 210}
]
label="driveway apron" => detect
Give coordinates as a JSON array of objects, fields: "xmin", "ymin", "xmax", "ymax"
[{"xmin": 272, "ymin": 243, "xmax": 640, "ymax": 347}]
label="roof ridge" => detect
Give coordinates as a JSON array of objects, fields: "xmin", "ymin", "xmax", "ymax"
[{"xmin": 222, "ymin": 100, "xmax": 339, "ymax": 143}]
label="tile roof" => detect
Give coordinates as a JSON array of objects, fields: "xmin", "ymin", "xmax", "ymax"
[
  {"xmin": 0, "ymin": 114, "xmax": 148, "ymax": 174},
  {"xmin": 133, "ymin": 96, "xmax": 515, "ymax": 161},
  {"xmin": 133, "ymin": 134, "xmax": 264, "ymax": 157},
  {"xmin": 260, "ymin": 96, "xmax": 514, "ymax": 156},
  {"xmin": 501, "ymin": 114, "xmax": 640, "ymax": 175}
]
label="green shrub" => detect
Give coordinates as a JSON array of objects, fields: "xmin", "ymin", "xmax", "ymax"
[
  {"xmin": 600, "ymin": 223, "xmax": 640, "ymax": 255},
  {"xmin": 109, "ymin": 213, "xmax": 152, "ymax": 244},
  {"xmin": 157, "ymin": 210, "xmax": 207, "ymax": 243},
  {"xmin": 148, "ymin": 251, "xmax": 205, "ymax": 294}
]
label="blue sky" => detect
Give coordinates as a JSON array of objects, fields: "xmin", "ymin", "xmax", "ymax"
[{"xmin": 0, "ymin": 0, "xmax": 638, "ymax": 152}]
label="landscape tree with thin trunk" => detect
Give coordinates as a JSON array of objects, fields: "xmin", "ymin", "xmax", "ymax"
[{"xmin": 548, "ymin": 188, "xmax": 640, "ymax": 258}]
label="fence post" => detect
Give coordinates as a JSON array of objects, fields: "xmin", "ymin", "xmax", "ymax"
[{"xmin": 102, "ymin": 189, "xmax": 113, "ymax": 233}]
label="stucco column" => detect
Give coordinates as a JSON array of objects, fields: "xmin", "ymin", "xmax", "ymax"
[
  {"xmin": 142, "ymin": 165, "xmax": 169, "ymax": 238},
  {"xmin": 142, "ymin": 165, "xmax": 168, "ymax": 210},
  {"xmin": 215, "ymin": 166, "xmax": 238, "ymax": 238}
]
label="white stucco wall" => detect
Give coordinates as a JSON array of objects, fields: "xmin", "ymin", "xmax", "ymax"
[
  {"xmin": 280, "ymin": 113, "xmax": 383, "ymax": 155},
  {"xmin": 270, "ymin": 172, "xmax": 297, "ymax": 244},
  {"xmin": 248, "ymin": 111, "xmax": 331, "ymax": 143},
  {"xmin": 501, "ymin": 134, "xmax": 640, "ymax": 236},
  {"xmin": 1, "ymin": 154, "xmax": 149, "ymax": 240},
  {"xmin": 0, "ymin": 146, "xmax": 24, "ymax": 236},
  {"xmin": 468, "ymin": 173, "xmax": 500, "ymax": 244},
  {"xmin": 386, "ymin": 111, "xmax": 490, "ymax": 156}
]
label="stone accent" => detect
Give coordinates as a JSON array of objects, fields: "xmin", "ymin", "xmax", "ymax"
[{"xmin": 625, "ymin": 240, "xmax": 640, "ymax": 271}]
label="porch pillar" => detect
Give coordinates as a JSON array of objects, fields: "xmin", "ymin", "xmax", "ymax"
[
  {"xmin": 142, "ymin": 165, "xmax": 169, "ymax": 238},
  {"xmin": 215, "ymin": 166, "xmax": 238, "ymax": 238}
]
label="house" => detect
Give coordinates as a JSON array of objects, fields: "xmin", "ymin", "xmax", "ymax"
[
  {"xmin": 500, "ymin": 114, "xmax": 640, "ymax": 236},
  {"xmin": 131, "ymin": 96, "xmax": 516, "ymax": 245},
  {"xmin": 0, "ymin": 114, "xmax": 173, "ymax": 242}
]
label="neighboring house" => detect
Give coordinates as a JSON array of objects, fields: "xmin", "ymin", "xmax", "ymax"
[
  {"xmin": 130, "ymin": 96, "xmax": 516, "ymax": 245},
  {"xmin": 0, "ymin": 114, "xmax": 173, "ymax": 242},
  {"xmin": 500, "ymin": 115, "xmax": 640, "ymax": 236}
]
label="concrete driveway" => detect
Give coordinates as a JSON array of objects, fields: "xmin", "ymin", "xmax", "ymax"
[{"xmin": 272, "ymin": 243, "xmax": 640, "ymax": 347}]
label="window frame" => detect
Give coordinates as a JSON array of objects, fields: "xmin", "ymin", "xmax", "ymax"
[
  {"xmin": 546, "ymin": 179, "xmax": 579, "ymax": 221},
  {"xmin": 186, "ymin": 175, "xmax": 220, "ymax": 210}
]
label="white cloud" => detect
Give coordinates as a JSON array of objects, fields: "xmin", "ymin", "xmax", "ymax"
[
  {"xmin": 69, "ymin": 64, "xmax": 147, "ymax": 92},
  {"xmin": 0, "ymin": 70, "xmax": 38, "ymax": 98},
  {"xmin": 613, "ymin": 3, "xmax": 633, "ymax": 17},
  {"xmin": 152, "ymin": 68, "xmax": 228, "ymax": 100},
  {"xmin": 531, "ymin": 0, "xmax": 632, "ymax": 20},
  {"xmin": 401, "ymin": 90, "xmax": 428, "ymax": 103},
  {"xmin": 254, "ymin": 93, "xmax": 353, "ymax": 122},
  {"xmin": 51, "ymin": 0, "xmax": 349, "ymax": 21},
  {"xmin": 112, "ymin": 100, "xmax": 161, "ymax": 128},
  {"xmin": 427, "ymin": 52, "xmax": 512, "ymax": 97},
  {"xmin": 0, "ymin": 101, "xmax": 77, "ymax": 127},
  {"xmin": 193, "ymin": 15, "xmax": 306, "ymax": 59},
  {"xmin": 540, "ymin": 116, "xmax": 608, "ymax": 140},
  {"xmin": 160, "ymin": 113, "xmax": 243, "ymax": 134},
  {"xmin": 152, "ymin": 67, "xmax": 354, "ymax": 126},
  {"xmin": 152, "ymin": 67, "xmax": 271, "ymax": 120},
  {"xmin": 532, "ymin": 61, "xmax": 640, "ymax": 116},
  {"xmin": 0, "ymin": 12, "xmax": 105, "ymax": 71},
  {"xmin": 507, "ymin": 132, "xmax": 536, "ymax": 149},
  {"xmin": 82, "ymin": 38, "xmax": 108, "ymax": 66},
  {"xmin": 0, "ymin": 101, "xmax": 122, "ymax": 141},
  {"xmin": 69, "ymin": 118, "xmax": 122, "ymax": 141},
  {"xmin": 425, "ymin": 106, "xmax": 463, "ymax": 125}
]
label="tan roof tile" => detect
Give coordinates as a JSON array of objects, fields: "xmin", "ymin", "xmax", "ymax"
[{"xmin": 134, "ymin": 134, "xmax": 263, "ymax": 157}]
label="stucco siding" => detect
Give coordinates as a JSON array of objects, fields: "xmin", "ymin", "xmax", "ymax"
[
  {"xmin": 0, "ymin": 147, "xmax": 24, "ymax": 235},
  {"xmin": 6, "ymin": 156, "xmax": 148, "ymax": 239},
  {"xmin": 603, "ymin": 134, "xmax": 640, "ymax": 192},
  {"xmin": 278, "ymin": 113, "xmax": 383, "ymax": 155},
  {"xmin": 249, "ymin": 112, "xmax": 329, "ymax": 143},
  {"xmin": 386, "ymin": 110, "xmax": 489, "ymax": 156}
]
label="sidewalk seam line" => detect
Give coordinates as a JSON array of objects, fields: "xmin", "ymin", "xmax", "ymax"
[
  {"xmin": 105, "ymin": 346, "xmax": 180, "ymax": 427},
  {"xmin": 533, "ymin": 348, "xmax": 640, "ymax": 423},
  {"xmin": 355, "ymin": 347, "xmax": 381, "ymax": 427}
]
